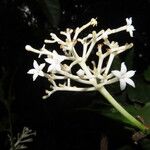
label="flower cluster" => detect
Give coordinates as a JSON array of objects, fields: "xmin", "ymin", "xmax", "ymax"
[
  {"xmin": 26, "ymin": 17, "xmax": 135, "ymax": 99},
  {"xmin": 9, "ymin": 127, "xmax": 36, "ymax": 150}
]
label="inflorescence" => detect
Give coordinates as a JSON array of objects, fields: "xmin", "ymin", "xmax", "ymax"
[{"xmin": 26, "ymin": 17, "xmax": 135, "ymax": 99}]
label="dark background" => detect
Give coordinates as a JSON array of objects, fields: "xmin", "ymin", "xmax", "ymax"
[{"xmin": 0, "ymin": 0, "xmax": 150, "ymax": 149}]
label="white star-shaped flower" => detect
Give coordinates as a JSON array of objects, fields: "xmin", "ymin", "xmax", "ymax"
[
  {"xmin": 27, "ymin": 60, "xmax": 45, "ymax": 81},
  {"xmin": 45, "ymin": 50, "xmax": 66, "ymax": 72},
  {"xmin": 126, "ymin": 17, "xmax": 135, "ymax": 37},
  {"xmin": 111, "ymin": 62, "xmax": 136, "ymax": 90}
]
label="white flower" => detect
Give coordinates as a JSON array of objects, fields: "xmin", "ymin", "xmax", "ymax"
[
  {"xmin": 111, "ymin": 62, "xmax": 136, "ymax": 90},
  {"xmin": 27, "ymin": 60, "xmax": 45, "ymax": 81},
  {"xmin": 45, "ymin": 50, "xmax": 66, "ymax": 72},
  {"xmin": 126, "ymin": 17, "xmax": 135, "ymax": 37}
]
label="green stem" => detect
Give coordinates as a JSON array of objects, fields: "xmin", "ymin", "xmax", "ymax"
[{"xmin": 98, "ymin": 86, "xmax": 148, "ymax": 133}]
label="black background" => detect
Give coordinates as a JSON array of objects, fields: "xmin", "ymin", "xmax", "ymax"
[{"xmin": 0, "ymin": 0, "xmax": 150, "ymax": 149}]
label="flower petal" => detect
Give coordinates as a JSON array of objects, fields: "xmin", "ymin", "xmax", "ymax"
[
  {"xmin": 127, "ymin": 25, "xmax": 135, "ymax": 37},
  {"xmin": 55, "ymin": 64, "xmax": 61, "ymax": 71},
  {"xmin": 121, "ymin": 62, "xmax": 127, "ymax": 74},
  {"xmin": 47, "ymin": 65, "xmax": 54, "ymax": 72},
  {"xmin": 33, "ymin": 60, "xmax": 39, "ymax": 69},
  {"xmin": 59, "ymin": 56, "xmax": 66, "ymax": 62},
  {"xmin": 27, "ymin": 69, "xmax": 36, "ymax": 74},
  {"xmin": 126, "ymin": 17, "xmax": 132, "ymax": 25},
  {"xmin": 111, "ymin": 70, "xmax": 121, "ymax": 78},
  {"xmin": 125, "ymin": 70, "xmax": 136, "ymax": 78},
  {"xmin": 39, "ymin": 63, "xmax": 45, "ymax": 70},
  {"xmin": 38, "ymin": 71, "xmax": 44, "ymax": 77},
  {"xmin": 45, "ymin": 58, "xmax": 53, "ymax": 64},
  {"xmin": 120, "ymin": 79, "xmax": 126, "ymax": 90},
  {"xmin": 33, "ymin": 73, "xmax": 38, "ymax": 81},
  {"xmin": 124, "ymin": 78, "xmax": 135, "ymax": 88}
]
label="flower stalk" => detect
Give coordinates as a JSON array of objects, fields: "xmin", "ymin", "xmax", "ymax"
[{"xmin": 98, "ymin": 86, "xmax": 148, "ymax": 133}]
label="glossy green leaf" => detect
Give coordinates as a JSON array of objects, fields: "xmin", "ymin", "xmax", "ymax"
[{"xmin": 82, "ymin": 102, "xmax": 150, "ymax": 128}]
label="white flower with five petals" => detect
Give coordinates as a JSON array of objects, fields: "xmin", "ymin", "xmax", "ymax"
[
  {"xmin": 111, "ymin": 62, "xmax": 136, "ymax": 91},
  {"xmin": 45, "ymin": 50, "xmax": 66, "ymax": 72},
  {"xmin": 27, "ymin": 60, "xmax": 45, "ymax": 81},
  {"xmin": 126, "ymin": 17, "xmax": 135, "ymax": 37}
]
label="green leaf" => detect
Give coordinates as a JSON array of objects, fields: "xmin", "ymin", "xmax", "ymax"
[
  {"xmin": 82, "ymin": 102, "xmax": 150, "ymax": 128},
  {"xmin": 127, "ymin": 77, "xmax": 150, "ymax": 104},
  {"xmin": 139, "ymin": 103, "xmax": 150, "ymax": 125},
  {"xmin": 98, "ymin": 106, "xmax": 138, "ymax": 126},
  {"xmin": 80, "ymin": 106, "xmax": 133, "ymax": 126},
  {"xmin": 144, "ymin": 66, "xmax": 150, "ymax": 82},
  {"xmin": 36, "ymin": 0, "xmax": 61, "ymax": 28}
]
